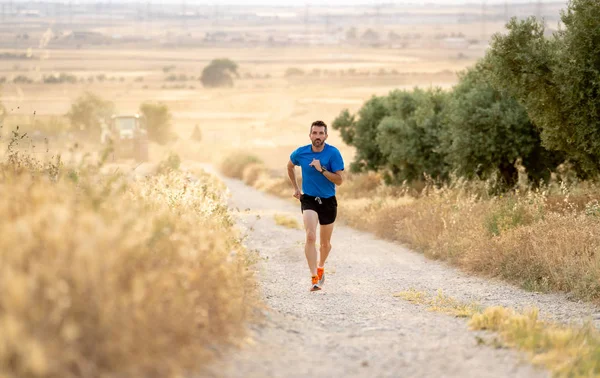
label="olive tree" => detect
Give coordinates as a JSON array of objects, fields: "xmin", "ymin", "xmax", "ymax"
[{"xmin": 485, "ymin": 0, "xmax": 600, "ymax": 175}]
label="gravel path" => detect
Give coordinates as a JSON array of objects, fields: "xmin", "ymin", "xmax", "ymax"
[{"xmin": 202, "ymin": 172, "xmax": 599, "ymax": 378}]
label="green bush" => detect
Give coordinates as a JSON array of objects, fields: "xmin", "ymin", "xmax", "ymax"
[
  {"xmin": 376, "ymin": 88, "xmax": 449, "ymax": 183},
  {"xmin": 333, "ymin": 89, "xmax": 448, "ymax": 184},
  {"xmin": 332, "ymin": 96, "xmax": 389, "ymax": 173}
]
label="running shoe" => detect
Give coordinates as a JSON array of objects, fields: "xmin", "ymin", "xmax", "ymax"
[
  {"xmin": 317, "ymin": 267, "xmax": 325, "ymax": 287},
  {"xmin": 310, "ymin": 275, "xmax": 321, "ymax": 291}
]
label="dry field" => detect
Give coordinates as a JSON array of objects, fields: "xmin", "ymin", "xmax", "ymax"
[{"xmin": 0, "ymin": 44, "xmax": 476, "ymax": 169}]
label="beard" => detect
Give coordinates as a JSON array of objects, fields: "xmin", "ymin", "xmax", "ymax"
[{"xmin": 312, "ymin": 139, "xmax": 323, "ymax": 147}]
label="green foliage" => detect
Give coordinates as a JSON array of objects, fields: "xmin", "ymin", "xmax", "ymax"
[
  {"xmin": 66, "ymin": 92, "xmax": 115, "ymax": 139},
  {"xmin": 332, "ymin": 96, "xmax": 389, "ymax": 172},
  {"xmin": 333, "ymin": 89, "xmax": 448, "ymax": 184},
  {"xmin": 200, "ymin": 59, "xmax": 238, "ymax": 88},
  {"xmin": 139, "ymin": 102, "xmax": 173, "ymax": 145},
  {"xmin": 156, "ymin": 152, "xmax": 181, "ymax": 174},
  {"xmin": 330, "ymin": 0, "xmax": 600, "ymax": 187},
  {"xmin": 485, "ymin": 0, "xmax": 600, "ymax": 175},
  {"xmin": 441, "ymin": 64, "xmax": 560, "ymax": 185},
  {"xmin": 377, "ymin": 88, "xmax": 449, "ymax": 183}
]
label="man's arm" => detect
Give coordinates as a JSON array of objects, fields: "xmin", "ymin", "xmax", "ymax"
[
  {"xmin": 322, "ymin": 168, "xmax": 344, "ymax": 186},
  {"xmin": 287, "ymin": 160, "xmax": 301, "ymax": 199},
  {"xmin": 308, "ymin": 158, "xmax": 344, "ymax": 186}
]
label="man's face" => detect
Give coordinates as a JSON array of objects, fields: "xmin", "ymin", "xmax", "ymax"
[{"xmin": 310, "ymin": 126, "xmax": 327, "ymax": 147}]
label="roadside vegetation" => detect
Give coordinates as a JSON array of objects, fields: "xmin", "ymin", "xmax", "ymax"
[
  {"xmin": 0, "ymin": 129, "xmax": 257, "ymax": 377},
  {"xmin": 397, "ymin": 289, "xmax": 600, "ymax": 378}
]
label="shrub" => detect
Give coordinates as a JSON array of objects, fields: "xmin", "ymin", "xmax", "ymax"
[
  {"xmin": 376, "ymin": 88, "xmax": 450, "ymax": 184},
  {"xmin": 200, "ymin": 59, "xmax": 238, "ymax": 88},
  {"xmin": 66, "ymin": 92, "xmax": 115, "ymax": 140},
  {"xmin": 191, "ymin": 124, "xmax": 202, "ymax": 142},
  {"xmin": 220, "ymin": 153, "xmax": 262, "ymax": 179},
  {"xmin": 13, "ymin": 75, "xmax": 33, "ymax": 84},
  {"xmin": 332, "ymin": 96, "xmax": 389, "ymax": 173},
  {"xmin": 242, "ymin": 163, "xmax": 267, "ymax": 186},
  {"xmin": 284, "ymin": 67, "xmax": 305, "ymax": 77},
  {"xmin": 43, "ymin": 73, "xmax": 77, "ymax": 84},
  {"xmin": 139, "ymin": 102, "xmax": 174, "ymax": 145},
  {"xmin": 155, "ymin": 152, "xmax": 181, "ymax": 174}
]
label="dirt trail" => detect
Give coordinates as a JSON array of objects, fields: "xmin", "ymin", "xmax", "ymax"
[{"xmin": 201, "ymin": 171, "xmax": 599, "ymax": 378}]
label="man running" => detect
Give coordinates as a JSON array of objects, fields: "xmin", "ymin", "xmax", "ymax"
[{"xmin": 287, "ymin": 120, "xmax": 344, "ymax": 292}]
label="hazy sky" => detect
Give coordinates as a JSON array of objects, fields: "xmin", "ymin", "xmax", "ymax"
[
  {"xmin": 173, "ymin": 0, "xmax": 565, "ymax": 4},
  {"xmin": 54, "ymin": 0, "xmax": 565, "ymax": 5}
]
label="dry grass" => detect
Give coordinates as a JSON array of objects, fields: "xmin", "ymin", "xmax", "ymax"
[
  {"xmin": 0, "ymin": 145, "xmax": 257, "ymax": 377},
  {"xmin": 397, "ymin": 289, "xmax": 600, "ymax": 377},
  {"xmin": 394, "ymin": 289, "xmax": 481, "ymax": 318},
  {"xmin": 273, "ymin": 214, "xmax": 301, "ymax": 230},
  {"xmin": 336, "ymin": 171, "xmax": 383, "ymax": 199},
  {"xmin": 343, "ymin": 178, "xmax": 600, "ymax": 303},
  {"xmin": 470, "ymin": 307, "xmax": 600, "ymax": 378}
]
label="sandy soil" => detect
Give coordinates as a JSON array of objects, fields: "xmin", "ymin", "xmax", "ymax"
[{"xmin": 198, "ymin": 171, "xmax": 600, "ymax": 378}]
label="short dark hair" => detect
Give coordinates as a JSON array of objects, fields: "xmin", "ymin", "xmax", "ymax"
[{"xmin": 310, "ymin": 120, "xmax": 328, "ymax": 134}]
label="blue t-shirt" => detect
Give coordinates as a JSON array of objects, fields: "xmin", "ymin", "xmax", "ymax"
[{"xmin": 290, "ymin": 143, "xmax": 344, "ymax": 198}]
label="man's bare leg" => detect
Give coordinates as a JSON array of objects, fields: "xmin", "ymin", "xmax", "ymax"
[
  {"xmin": 303, "ymin": 210, "xmax": 319, "ymax": 277},
  {"xmin": 319, "ymin": 223, "xmax": 335, "ymax": 268}
]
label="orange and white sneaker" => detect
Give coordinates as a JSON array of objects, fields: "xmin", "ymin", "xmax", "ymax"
[
  {"xmin": 310, "ymin": 275, "xmax": 321, "ymax": 291},
  {"xmin": 317, "ymin": 267, "xmax": 325, "ymax": 288}
]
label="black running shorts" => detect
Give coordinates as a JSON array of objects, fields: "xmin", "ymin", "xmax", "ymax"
[{"xmin": 300, "ymin": 194, "xmax": 338, "ymax": 225}]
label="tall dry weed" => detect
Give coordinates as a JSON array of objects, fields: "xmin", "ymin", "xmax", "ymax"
[{"xmin": 346, "ymin": 177, "xmax": 600, "ymax": 301}]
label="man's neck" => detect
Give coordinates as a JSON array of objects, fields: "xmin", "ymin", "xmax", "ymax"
[{"xmin": 311, "ymin": 143, "xmax": 325, "ymax": 153}]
